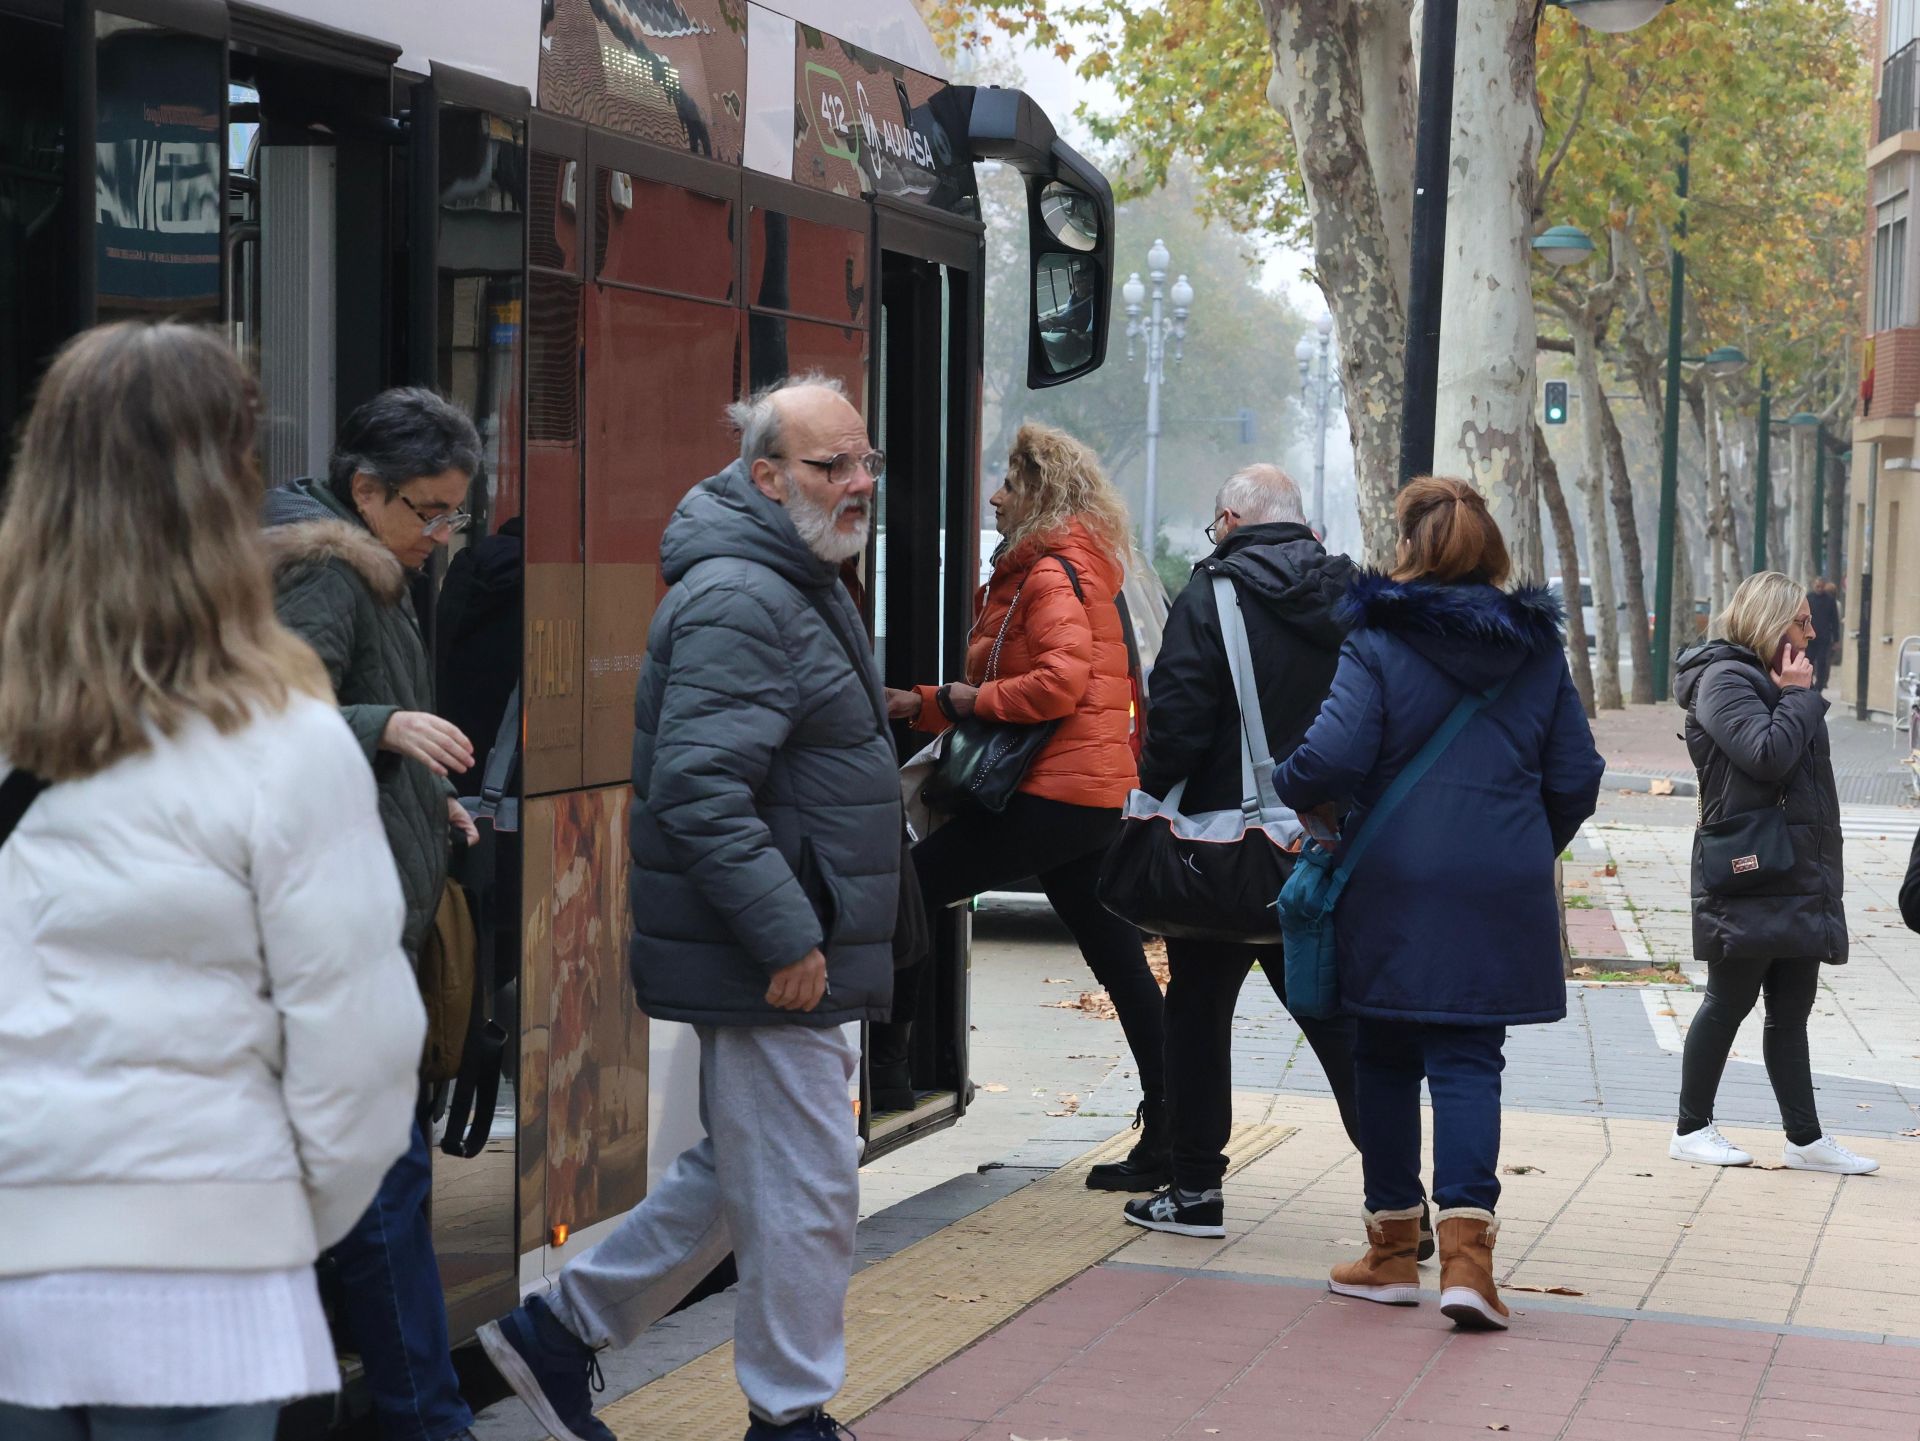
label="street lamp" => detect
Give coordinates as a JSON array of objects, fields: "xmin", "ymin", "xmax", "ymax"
[
  {"xmin": 1124, "ymin": 238, "xmax": 1194, "ymax": 558},
  {"xmin": 1531, "ymin": 224, "xmax": 1597, "ymax": 268},
  {"xmin": 1401, "ymin": 0, "xmax": 1667, "ymax": 489},
  {"xmin": 1547, "ymin": 0, "xmax": 1670, "ymax": 32},
  {"xmin": 1295, "ymin": 313, "xmax": 1340, "ymax": 535}
]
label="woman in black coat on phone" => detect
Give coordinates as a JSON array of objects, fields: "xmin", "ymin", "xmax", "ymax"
[{"xmin": 1669, "ymin": 571, "xmax": 1873, "ymax": 1175}]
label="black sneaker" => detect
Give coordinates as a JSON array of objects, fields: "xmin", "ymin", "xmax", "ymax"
[
  {"xmin": 745, "ymin": 1410, "xmax": 857, "ymax": 1439},
  {"xmin": 1123, "ymin": 1186, "xmax": 1226, "ymax": 1238},
  {"xmin": 477, "ymin": 1294, "xmax": 615, "ymax": 1441}
]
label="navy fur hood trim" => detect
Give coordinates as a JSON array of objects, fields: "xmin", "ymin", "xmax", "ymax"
[{"xmin": 1338, "ymin": 572, "xmax": 1566, "ymax": 656}]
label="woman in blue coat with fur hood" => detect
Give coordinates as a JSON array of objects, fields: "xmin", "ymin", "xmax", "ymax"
[{"xmin": 1275, "ymin": 478, "xmax": 1603, "ymax": 1332}]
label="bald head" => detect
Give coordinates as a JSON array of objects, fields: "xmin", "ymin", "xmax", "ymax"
[
  {"xmin": 1215, "ymin": 464, "xmax": 1307, "ymax": 534},
  {"xmin": 728, "ymin": 372, "xmax": 858, "ymax": 472}
]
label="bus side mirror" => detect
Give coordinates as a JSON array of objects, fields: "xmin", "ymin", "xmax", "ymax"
[{"xmin": 1027, "ymin": 175, "xmax": 1110, "ymax": 388}]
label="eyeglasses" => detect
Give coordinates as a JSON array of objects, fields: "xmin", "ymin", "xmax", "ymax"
[
  {"xmin": 772, "ymin": 451, "xmax": 887, "ymax": 485},
  {"xmin": 397, "ymin": 492, "xmax": 472, "ymax": 539},
  {"xmin": 1205, "ymin": 509, "xmax": 1240, "ymax": 545}
]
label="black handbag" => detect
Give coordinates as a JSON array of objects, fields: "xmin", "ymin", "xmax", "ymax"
[
  {"xmin": 922, "ymin": 555, "xmax": 1082, "ymax": 816},
  {"xmin": 1098, "ymin": 574, "xmax": 1303, "ymax": 942},
  {"xmin": 1698, "ymin": 787, "xmax": 1794, "ymax": 897},
  {"xmin": 440, "ymin": 688, "xmax": 519, "ymax": 1159}
]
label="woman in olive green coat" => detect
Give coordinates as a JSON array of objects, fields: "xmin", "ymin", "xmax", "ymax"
[{"xmin": 261, "ymin": 387, "xmax": 485, "ymax": 1441}]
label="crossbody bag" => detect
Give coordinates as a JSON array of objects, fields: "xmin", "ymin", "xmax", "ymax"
[{"xmin": 1277, "ymin": 675, "xmax": 1510, "ymax": 1019}]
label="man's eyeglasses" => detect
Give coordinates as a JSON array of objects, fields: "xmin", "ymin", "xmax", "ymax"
[
  {"xmin": 1205, "ymin": 509, "xmax": 1240, "ymax": 545},
  {"xmin": 772, "ymin": 451, "xmax": 887, "ymax": 485},
  {"xmin": 397, "ymin": 493, "xmax": 473, "ymax": 540}
]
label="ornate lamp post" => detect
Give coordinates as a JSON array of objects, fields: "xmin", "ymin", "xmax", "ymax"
[
  {"xmin": 1294, "ymin": 313, "xmax": 1339, "ymax": 534},
  {"xmin": 1123, "ymin": 238, "xmax": 1193, "ymax": 557}
]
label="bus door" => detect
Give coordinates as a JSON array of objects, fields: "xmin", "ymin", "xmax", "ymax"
[
  {"xmin": 865, "ymin": 199, "xmax": 985, "ymax": 1156},
  {"xmin": 404, "ymin": 62, "xmax": 529, "ymax": 1344}
]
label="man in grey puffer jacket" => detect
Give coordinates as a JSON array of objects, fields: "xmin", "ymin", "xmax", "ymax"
[{"xmin": 480, "ymin": 375, "xmax": 898, "ymax": 1441}]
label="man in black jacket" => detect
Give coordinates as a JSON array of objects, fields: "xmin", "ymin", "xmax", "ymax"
[
  {"xmin": 1806, "ymin": 579, "xmax": 1842, "ymax": 693},
  {"xmin": 1121, "ymin": 466, "xmax": 1384, "ymax": 1243}
]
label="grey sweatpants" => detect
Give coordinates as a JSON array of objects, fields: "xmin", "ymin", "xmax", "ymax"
[{"xmin": 549, "ymin": 1024, "xmax": 860, "ymax": 1426}]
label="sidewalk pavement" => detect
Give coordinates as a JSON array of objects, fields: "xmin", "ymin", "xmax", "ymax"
[
  {"xmin": 850, "ymin": 794, "xmax": 1920, "ymax": 1441},
  {"xmin": 475, "ymin": 767, "xmax": 1920, "ymax": 1441},
  {"xmin": 860, "ymin": 1096, "xmax": 1920, "ymax": 1441},
  {"xmin": 1590, "ymin": 703, "xmax": 1916, "ymax": 807}
]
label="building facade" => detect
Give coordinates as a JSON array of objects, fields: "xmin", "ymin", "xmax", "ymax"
[{"xmin": 1850, "ymin": 0, "xmax": 1920, "ymax": 716}]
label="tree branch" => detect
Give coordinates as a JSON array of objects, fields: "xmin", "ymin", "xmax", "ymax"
[{"xmin": 1535, "ymin": 47, "xmax": 1594, "ymax": 217}]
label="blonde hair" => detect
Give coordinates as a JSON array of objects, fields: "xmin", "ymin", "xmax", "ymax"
[
  {"xmin": 1004, "ymin": 421, "xmax": 1133, "ymax": 566},
  {"xmin": 1714, "ymin": 571, "xmax": 1806, "ymax": 659},
  {"xmin": 0, "ymin": 322, "xmax": 329, "ymax": 781}
]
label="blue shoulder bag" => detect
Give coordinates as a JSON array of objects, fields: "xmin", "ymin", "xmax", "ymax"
[{"xmin": 1278, "ymin": 676, "xmax": 1510, "ymax": 1019}]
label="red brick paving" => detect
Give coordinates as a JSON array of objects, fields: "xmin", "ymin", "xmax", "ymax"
[{"xmin": 854, "ymin": 1265, "xmax": 1920, "ymax": 1441}]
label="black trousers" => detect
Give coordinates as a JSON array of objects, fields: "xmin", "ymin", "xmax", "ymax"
[
  {"xmin": 1810, "ymin": 645, "xmax": 1833, "ymax": 693},
  {"xmin": 888, "ymin": 792, "xmax": 1166, "ymax": 1103},
  {"xmin": 1164, "ymin": 937, "xmax": 1360, "ymax": 1191},
  {"xmin": 1676, "ymin": 956, "xmax": 1824, "ymax": 1146}
]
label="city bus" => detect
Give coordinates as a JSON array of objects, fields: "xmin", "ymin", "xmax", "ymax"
[{"xmin": 0, "ymin": 0, "xmax": 1115, "ymax": 1387}]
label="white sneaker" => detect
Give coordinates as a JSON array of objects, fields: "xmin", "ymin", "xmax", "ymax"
[
  {"xmin": 1783, "ymin": 1136, "xmax": 1879, "ymax": 1175},
  {"xmin": 1669, "ymin": 1124, "xmax": 1753, "ymax": 1166}
]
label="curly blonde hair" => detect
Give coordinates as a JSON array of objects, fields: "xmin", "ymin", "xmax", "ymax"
[{"xmin": 1002, "ymin": 421, "xmax": 1133, "ymax": 566}]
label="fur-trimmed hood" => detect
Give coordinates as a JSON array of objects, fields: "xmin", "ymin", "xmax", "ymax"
[
  {"xmin": 1340, "ymin": 572, "xmax": 1565, "ymax": 693},
  {"xmin": 261, "ymin": 477, "xmax": 407, "ymax": 605}
]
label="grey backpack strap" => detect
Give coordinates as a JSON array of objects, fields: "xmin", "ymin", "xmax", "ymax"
[{"xmin": 1211, "ymin": 575, "xmax": 1279, "ymax": 819}]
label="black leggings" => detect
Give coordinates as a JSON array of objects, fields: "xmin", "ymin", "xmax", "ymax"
[
  {"xmin": 1164, "ymin": 936, "xmax": 1359, "ymax": 1191},
  {"xmin": 888, "ymin": 792, "xmax": 1166, "ymax": 1103},
  {"xmin": 1676, "ymin": 957, "xmax": 1823, "ymax": 1146}
]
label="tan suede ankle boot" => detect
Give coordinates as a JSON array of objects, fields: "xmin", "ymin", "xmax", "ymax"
[
  {"xmin": 1436, "ymin": 1207, "xmax": 1509, "ymax": 1331},
  {"xmin": 1327, "ymin": 1206, "xmax": 1423, "ymax": 1306}
]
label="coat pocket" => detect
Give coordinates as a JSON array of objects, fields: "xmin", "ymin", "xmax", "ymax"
[{"xmin": 795, "ymin": 836, "xmax": 842, "ymax": 942}]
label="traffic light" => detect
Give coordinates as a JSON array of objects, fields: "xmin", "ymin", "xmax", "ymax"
[{"xmin": 1544, "ymin": 380, "xmax": 1569, "ymax": 425}]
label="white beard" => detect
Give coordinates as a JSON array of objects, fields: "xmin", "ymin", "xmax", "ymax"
[{"xmin": 787, "ymin": 485, "xmax": 872, "ymax": 563}]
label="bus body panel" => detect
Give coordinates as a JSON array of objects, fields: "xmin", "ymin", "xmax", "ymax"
[{"xmin": 239, "ymin": 0, "xmax": 539, "ymax": 90}]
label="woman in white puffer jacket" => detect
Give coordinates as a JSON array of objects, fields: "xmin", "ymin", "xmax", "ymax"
[{"xmin": 0, "ymin": 322, "xmax": 427, "ymax": 1441}]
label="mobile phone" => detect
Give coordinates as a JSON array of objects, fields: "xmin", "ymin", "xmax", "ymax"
[{"xmin": 1773, "ymin": 639, "xmax": 1795, "ymax": 672}]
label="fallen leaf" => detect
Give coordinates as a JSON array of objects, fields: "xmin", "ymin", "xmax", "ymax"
[
  {"xmin": 1041, "ymin": 977, "xmax": 1072, "ymax": 985},
  {"xmin": 1857, "ymin": 1103, "xmax": 1873, "ymax": 1110},
  {"xmin": 1502, "ymin": 1164, "xmax": 1543, "ymax": 1175},
  {"xmin": 1898, "ymin": 1128, "xmax": 1920, "ymax": 1138},
  {"xmin": 979, "ymin": 1083, "xmax": 1008, "ymax": 1093},
  {"xmin": 1632, "ymin": 1171, "xmax": 1653, "ymax": 1177},
  {"xmin": 1489, "ymin": 1427, "xmax": 1511, "ymax": 1434},
  {"xmin": 1571, "ymin": 965, "xmax": 1596, "ymax": 978},
  {"xmin": 1649, "ymin": 777, "xmax": 1676, "ymax": 795},
  {"xmin": 1604, "ymin": 862, "xmax": 1619, "ymax": 877},
  {"xmin": 1658, "ymin": 1007, "xmax": 1678, "ymax": 1017},
  {"xmin": 1504, "ymin": 1285, "xmax": 1585, "ymax": 1297}
]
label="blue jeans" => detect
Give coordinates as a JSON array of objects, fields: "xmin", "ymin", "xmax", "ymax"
[
  {"xmin": 0, "ymin": 1403, "xmax": 278, "ymax": 1441},
  {"xmin": 1353, "ymin": 1019, "xmax": 1507, "ymax": 1213},
  {"xmin": 327, "ymin": 1118, "xmax": 473, "ymax": 1441}
]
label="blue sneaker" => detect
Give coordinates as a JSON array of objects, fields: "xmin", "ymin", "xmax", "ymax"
[
  {"xmin": 477, "ymin": 1294, "xmax": 615, "ymax": 1441},
  {"xmin": 744, "ymin": 1410, "xmax": 857, "ymax": 1440}
]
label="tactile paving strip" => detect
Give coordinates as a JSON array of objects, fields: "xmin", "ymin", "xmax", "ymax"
[{"xmin": 598, "ymin": 1123, "xmax": 1297, "ymax": 1438}]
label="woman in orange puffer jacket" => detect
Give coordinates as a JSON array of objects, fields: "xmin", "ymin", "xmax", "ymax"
[{"xmin": 879, "ymin": 423, "xmax": 1167, "ymax": 1192}]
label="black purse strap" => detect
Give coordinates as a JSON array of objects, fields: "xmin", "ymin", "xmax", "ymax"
[{"xmin": 0, "ymin": 769, "xmax": 50, "ymax": 850}]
